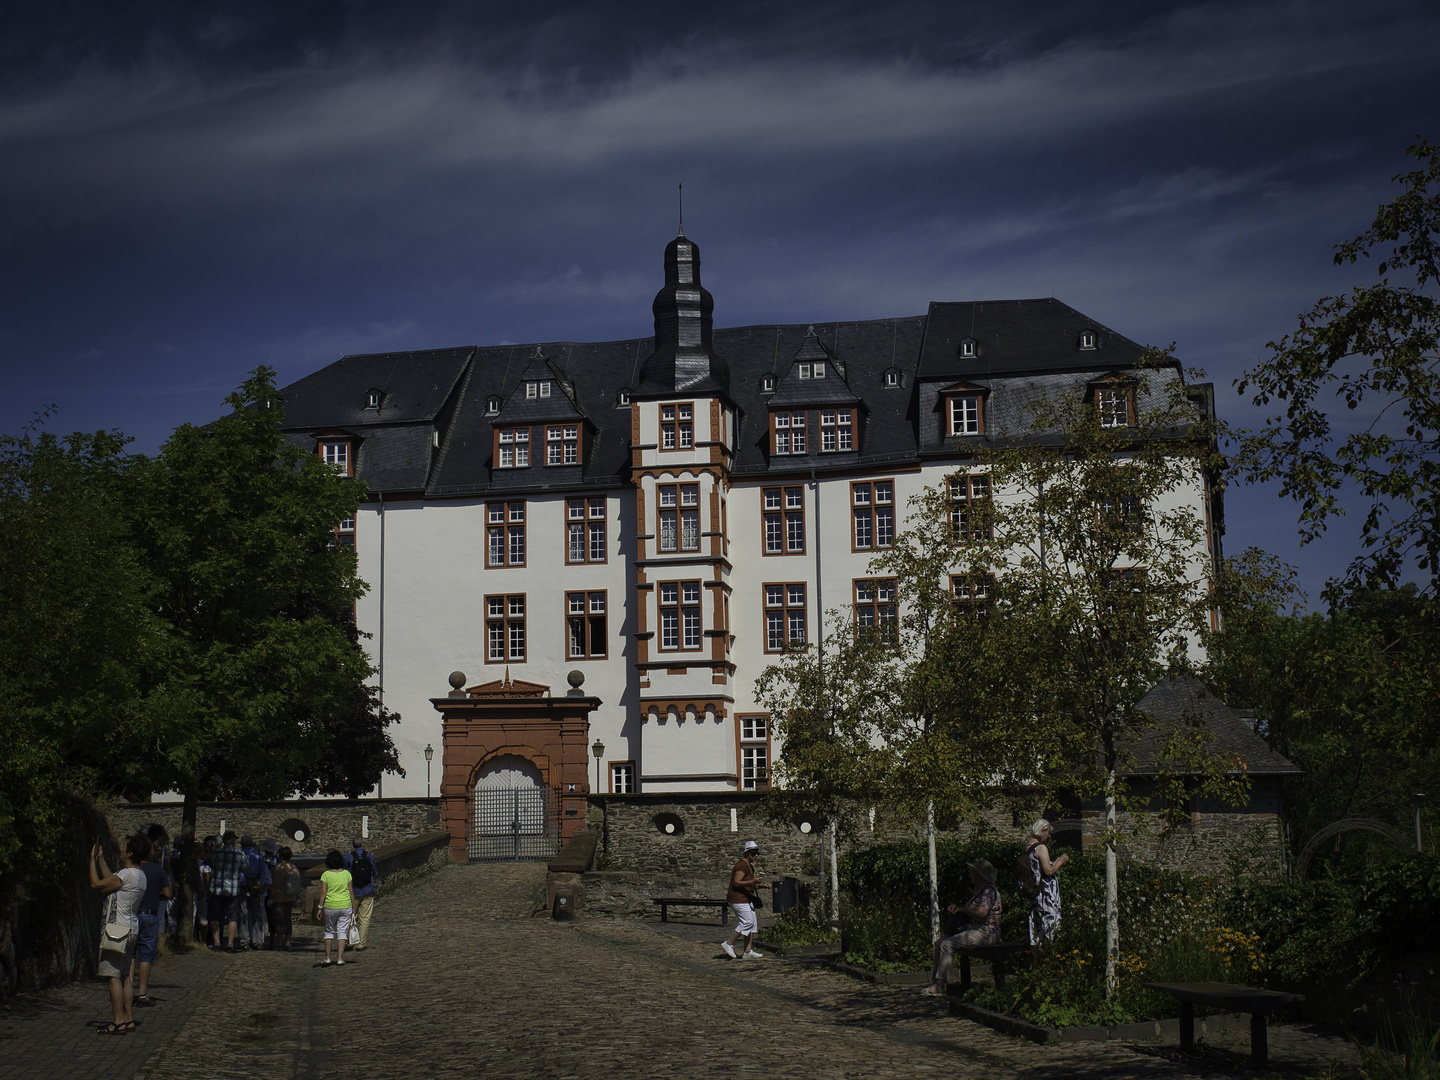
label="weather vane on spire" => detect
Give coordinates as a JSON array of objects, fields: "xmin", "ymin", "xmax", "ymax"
[{"xmin": 678, "ymin": 183, "xmax": 684, "ymax": 237}]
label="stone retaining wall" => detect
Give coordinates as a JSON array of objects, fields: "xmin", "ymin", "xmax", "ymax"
[{"xmin": 110, "ymin": 798, "xmax": 442, "ymax": 855}]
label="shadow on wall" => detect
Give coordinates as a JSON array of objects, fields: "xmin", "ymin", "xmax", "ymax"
[{"xmin": 0, "ymin": 795, "xmax": 113, "ymax": 1000}]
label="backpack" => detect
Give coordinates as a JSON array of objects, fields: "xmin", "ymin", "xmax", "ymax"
[
  {"xmin": 1016, "ymin": 845, "xmax": 1041, "ymax": 899},
  {"xmin": 283, "ymin": 867, "xmax": 304, "ymax": 900},
  {"xmin": 244, "ymin": 848, "xmax": 273, "ymax": 893},
  {"xmin": 350, "ymin": 852, "xmax": 374, "ymax": 890}
]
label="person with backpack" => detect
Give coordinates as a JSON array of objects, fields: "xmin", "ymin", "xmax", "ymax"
[
  {"xmin": 1020, "ymin": 818, "xmax": 1068, "ymax": 947},
  {"xmin": 238, "ymin": 835, "xmax": 272, "ymax": 951},
  {"xmin": 267, "ymin": 846, "xmax": 303, "ymax": 951},
  {"xmin": 345, "ymin": 839, "xmax": 379, "ymax": 951}
]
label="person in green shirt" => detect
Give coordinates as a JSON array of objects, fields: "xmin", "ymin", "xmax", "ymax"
[{"xmin": 315, "ymin": 850, "xmax": 356, "ymax": 966}]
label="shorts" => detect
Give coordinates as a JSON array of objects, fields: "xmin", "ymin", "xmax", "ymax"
[
  {"xmin": 730, "ymin": 902, "xmax": 757, "ymax": 936},
  {"xmin": 214, "ymin": 893, "xmax": 244, "ymax": 925},
  {"xmin": 135, "ymin": 912, "xmax": 161, "ymax": 964},
  {"xmin": 322, "ymin": 908, "xmax": 352, "ymax": 941}
]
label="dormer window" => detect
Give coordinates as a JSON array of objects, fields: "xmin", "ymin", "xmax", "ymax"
[
  {"xmin": 366, "ymin": 389, "xmax": 383, "ymax": 409},
  {"xmin": 319, "ymin": 440, "xmax": 352, "ymax": 476},
  {"xmin": 941, "ymin": 384, "xmax": 988, "ymax": 437},
  {"xmin": 1096, "ymin": 386, "xmax": 1133, "ymax": 428},
  {"xmin": 883, "ymin": 368, "xmax": 904, "ymax": 389},
  {"xmin": 812, "ymin": 361, "xmax": 825, "ymax": 379},
  {"xmin": 526, "ymin": 380, "xmax": 552, "ymax": 399},
  {"xmin": 486, "ymin": 395, "xmax": 502, "ymax": 416},
  {"xmin": 760, "ymin": 374, "xmax": 776, "ymax": 393},
  {"xmin": 495, "ymin": 427, "xmax": 531, "ymax": 468},
  {"xmin": 1079, "ymin": 330, "xmax": 1097, "ymax": 351},
  {"xmin": 617, "ymin": 389, "xmax": 631, "ymax": 407},
  {"xmin": 798, "ymin": 363, "xmax": 811, "ymax": 379},
  {"xmin": 959, "ymin": 339, "xmax": 977, "ymax": 358}
]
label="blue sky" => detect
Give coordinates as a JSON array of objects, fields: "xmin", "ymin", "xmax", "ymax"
[{"xmin": 2, "ymin": 0, "xmax": 1437, "ymax": 606}]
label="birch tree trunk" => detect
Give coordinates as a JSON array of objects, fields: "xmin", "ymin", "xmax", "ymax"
[
  {"xmin": 927, "ymin": 801, "xmax": 940, "ymax": 943},
  {"xmin": 828, "ymin": 822, "xmax": 840, "ymax": 921},
  {"xmin": 1104, "ymin": 767, "xmax": 1119, "ymax": 997}
]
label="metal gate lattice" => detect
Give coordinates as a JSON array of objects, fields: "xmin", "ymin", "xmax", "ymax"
[{"xmin": 469, "ymin": 786, "xmax": 560, "ymax": 862}]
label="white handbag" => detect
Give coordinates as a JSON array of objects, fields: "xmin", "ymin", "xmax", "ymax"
[
  {"xmin": 346, "ymin": 917, "xmax": 360, "ymax": 946},
  {"xmin": 100, "ymin": 893, "xmax": 133, "ymax": 955}
]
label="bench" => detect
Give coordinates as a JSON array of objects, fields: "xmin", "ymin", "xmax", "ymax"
[
  {"xmin": 954, "ymin": 942, "xmax": 1032, "ymax": 992},
  {"xmin": 651, "ymin": 898, "xmax": 729, "ymax": 925},
  {"xmin": 1143, "ymin": 981, "xmax": 1305, "ymax": 1065}
]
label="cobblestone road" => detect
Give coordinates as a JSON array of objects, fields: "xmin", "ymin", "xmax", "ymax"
[{"xmin": 1, "ymin": 864, "xmax": 1359, "ymax": 1080}]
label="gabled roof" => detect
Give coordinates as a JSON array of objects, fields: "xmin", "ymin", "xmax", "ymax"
[
  {"xmin": 278, "ymin": 347, "xmax": 472, "ymax": 429},
  {"xmin": 1127, "ymin": 674, "xmax": 1302, "ymax": 777},
  {"xmin": 918, "ymin": 299, "xmax": 1147, "ymax": 381}
]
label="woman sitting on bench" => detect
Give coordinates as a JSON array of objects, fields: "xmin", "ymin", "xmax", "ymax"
[{"xmin": 921, "ymin": 859, "xmax": 1001, "ymax": 996}]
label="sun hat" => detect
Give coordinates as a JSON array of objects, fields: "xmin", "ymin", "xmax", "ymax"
[
  {"xmin": 743, "ymin": 840, "xmax": 759, "ymax": 852},
  {"xmin": 968, "ymin": 858, "xmax": 999, "ymax": 885}
]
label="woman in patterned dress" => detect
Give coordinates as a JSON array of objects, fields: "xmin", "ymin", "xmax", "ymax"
[{"xmin": 1025, "ymin": 819, "xmax": 1068, "ymax": 947}]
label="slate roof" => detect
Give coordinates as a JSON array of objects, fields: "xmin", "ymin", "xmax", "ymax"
[
  {"xmin": 276, "ymin": 237, "xmax": 1202, "ymax": 496},
  {"xmin": 1127, "ymin": 674, "xmax": 1301, "ymax": 776}
]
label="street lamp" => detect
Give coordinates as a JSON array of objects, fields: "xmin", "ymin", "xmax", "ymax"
[
  {"xmin": 591, "ymin": 738, "xmax": 605, "ymax": 794},
  {"xmin": 424, "ymin": 743, "xmax": 434, "ymax": 798}
]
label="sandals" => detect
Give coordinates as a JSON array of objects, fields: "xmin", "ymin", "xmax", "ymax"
[
  {"xmin": 134, "ymin": 995, "xmax": 155, "ymax": 1007},
  {"xmin": 920, "ymin": 984, "xmax": 946, "ymax": 996},
  {"xmin": 97, "ymin": 1021, "xmax": 135, "ymax": 1034}
]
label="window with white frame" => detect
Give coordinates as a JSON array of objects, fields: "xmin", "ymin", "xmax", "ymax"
[
  {"xmin": 852, "ymin": 480, "xmax": 895, "ymax": 551},
  {"xmin": 546, "ymin": 424, "xmax": 579, "ymax": 465},
  {"xmin": 853, "ymin": 578, "xmax": 897, "ymax": 639},
  {"xmin": 566, "ymin": 497, "xmax": 606, "ymax": 564},
  {"xmin": 334, "ymin": 513, "xmax": 356, "ymax": 550},
  {"xmin": 525, "ymin": 380, "xmax": 552, "ymax": 399},
  {"xmin": 657, "ymin": 483, "xmax": 700, "ymax": 553},
  {"xmin": 496, "ymin": 427, "xmax": 531, "ymax": 468},
  {"xmin": 610, "ymin": 761, "xmax": 636, "ymax": 793},
  {"xmin": 660, "ymin": 403, "xmax": 693, "ymax": 451},
  {"xmin": 320, "ymin": 441, "xmax": 351, "ymax": 475},
  {"xmin": 950, "ymin": 573, "xmax": 995, "ymax": 609},
  {"xmin": 762, "ymin": 486, "xmax": 805, "ymax": 555},
  {"xmin": 772, "ymin": 410, "xmax": 807, "ymax": 455},
  {"xmin": 486, "ymin": 501, "xmax": 526, "ymax": 567},
  {"xmin": 739, "ymin": 714, "xmax": 769, "ymax": 790},
  {"xmin": 764, "ymin": 583, "xmax": 807, "ymax": 651},
  {"xmin": 659, "ymin": 580, "xmax": 702, "ymax": 651},
  {"xmin": 485, "ymin": 594, "xmax": 526, "ymax": 661},
  {"xmin": 819, "ymin": 408, "xmax": 853, "ymax": 452},
  {"xmin": 949, "ymin": 474, "xmax": 992, "ymax": 542},
  {"xmin": 1096, "ymin": 386, "xmax": 1132, "ymax": 428},
  {"xmin": 566, "ymin": 591, "xmax": 607, "ymax": 659},
  {"xmin": 947, "ymin": 394, "xmax": 983, "ymax": 436}
]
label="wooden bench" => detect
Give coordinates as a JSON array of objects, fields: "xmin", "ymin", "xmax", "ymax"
[
  {"xmin": 955, "ymin": 942, "xmax": 1032, "ymax": 991},
  {"xmin": 651, "ymin": 897, "xmax": 729, "ymax": 925},
  {"xmin": 1143, "ymin": 981, "xmax": 1305, "ymax": 1065}
]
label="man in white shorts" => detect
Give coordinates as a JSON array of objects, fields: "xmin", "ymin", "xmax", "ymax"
[{"xmin": 720, "ymin": 840, "xmax": 770, "ymax": 959}]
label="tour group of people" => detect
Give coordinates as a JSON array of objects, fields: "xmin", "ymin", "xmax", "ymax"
[
  {"xmin": 714, "ymin": 819, "xmax": 1069, "ymax": 999},
  {"xmin": 88, "ymin": 826, "xmax": 380, "ymax": 1034}
]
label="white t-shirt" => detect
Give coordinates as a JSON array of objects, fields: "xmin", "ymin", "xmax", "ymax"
[{"xmin": 105, "ymin": 866, "xmax": 145, "ymax": 929}]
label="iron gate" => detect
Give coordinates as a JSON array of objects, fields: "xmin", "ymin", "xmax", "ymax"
[{"xmin": 469, "ymin": 786, "xmax": 561, "ymax": 862}]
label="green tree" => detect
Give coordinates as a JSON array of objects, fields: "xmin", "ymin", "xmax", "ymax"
[
  {"xmin": 129, "ymin": 368, "xmax": 402, "ymax": 849},
  {"xmin": 0, "ymin": 423, "xmax": 173, "ymax": 878},
  {"xmin": 762, "ymin": 356, "xmax": 1257, "ymax": 993},
  {"xmin": 1236, "ymin": 139, "xmax": 1440, "ymax": 597}
]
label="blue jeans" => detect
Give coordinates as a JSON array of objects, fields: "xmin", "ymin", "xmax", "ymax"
[{"xmin": 135, "ymin": 912, "xmax": 161, "ymax": 964}]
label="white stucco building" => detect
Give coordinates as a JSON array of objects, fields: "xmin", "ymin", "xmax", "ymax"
[{"xmin": 278, "ymin": 231, "xmax": 1225, "ymax": 803}]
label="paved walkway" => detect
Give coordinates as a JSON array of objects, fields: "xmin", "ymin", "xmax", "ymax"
[{"xmin": 0, "ymin": 864, "xmax": 1360, "ymax": 1080}]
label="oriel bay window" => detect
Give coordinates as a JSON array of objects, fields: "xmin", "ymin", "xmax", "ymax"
[
  {"xmin": 762, "ymin": 486, "xmax": 805, "ymax": 555},
  {"xmin": 820, "ymin": 408, "xmax": 853, "ymax": 452},
  {"xmin": 772, "ymin": 410, "xmax": 808, "ymax": 455},
  {"xmin": 739, "ymin": 714, "xmax": 770, "ymax": 790},
  {"xmin": 566, "ymin": 591, "xmax": 607, "ymax": 659},
  {"xmin": 852, "ymin": 480, "xmax": 895, "ymax": 551},
  {"xmin": 485, "ymin": 594, "xmax": 526, "ymax": 662},
  {"xmin": 764, "ymin": 583, "xmax": 807, "ymax": 651},
  {"xmin": 567, "ymin": 497, "xmax": 607, "ymax": 563},
  {"xmin": 661, "ymin": 403, "xmax": 694, "ymax": 451},
  {"xmin": 950, "ymin": 474, "xmax": 992, "ymax": 542},
  {"xmin": 659, "ymin": 580, "xmax": 702, "ymax": 651},
  {"xmin": 496, "ymin": 426, "xmax": 530, "ymax": 468},
  {"xmin": 853, "ymin": 578, "xmax": 897, "ymax": 639},
  {"xmin": 545, "ymin": 424, "xmax": 580, "ymax": 465},
  {"xmin": 657, "ymin": 483, "xmax": 700, "ymax": 552},
  {"xmin": 486, "ymin": 501, "xmax": 526, "ymax": 567}
]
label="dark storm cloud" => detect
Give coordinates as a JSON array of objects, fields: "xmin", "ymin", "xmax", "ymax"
[{"xmin": 1, "ymin": 0, "xmax": 1437, "ymax": 600}]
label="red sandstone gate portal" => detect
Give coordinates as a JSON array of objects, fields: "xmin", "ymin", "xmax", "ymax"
[{"xmin": 432, "ymin": 670, "xmax": 599, "ymax": 864}]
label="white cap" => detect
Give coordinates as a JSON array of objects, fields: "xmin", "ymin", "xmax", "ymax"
[{"xmin": 743, "ymin": 840, "xmax": 759, "ymax": 852}]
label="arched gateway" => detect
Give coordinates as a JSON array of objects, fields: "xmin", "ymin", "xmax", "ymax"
[{"xmin": 431, "ymin": 670, "xmax": 600, "ymax": 863}]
